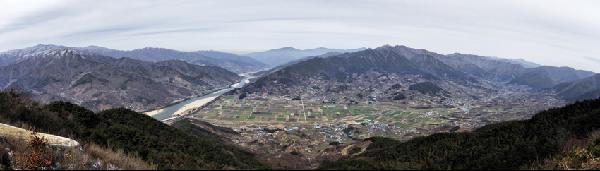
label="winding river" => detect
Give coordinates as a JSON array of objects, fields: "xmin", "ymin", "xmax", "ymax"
[{"xmin": 145, "ymin": 73, "xmax": 254, "ymax": 121}]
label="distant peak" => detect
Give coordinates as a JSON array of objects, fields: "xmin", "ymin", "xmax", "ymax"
[
  {"xmin": 22, "ymin": 47, "xmax": 88, "ymax": 59},
  {"xmin": 85, "ymin": 45, "xmax": 108, "ymax": 49},
  {"xmin": 23, "ymin": 44, "xmax": 66, "ymax": 51},
  {"xmin": 377, "ymin": 44, "xmax": 410, "ymax": 49},
  {"xmin": 375, "ymin": 44, "xmax": 403, "ymax": 51},
  {"xmin": 380, "ymin": 44, "xmax": 394, "ymax": 48},
  {"xmin": 46, "ymin": 47, "xmax": 80, "ymax": 54},
  {"xmin": 276, "ymin": 47, "xmax": 298, "ymax": 50},
  {"xmin": 34, "ymin": 44, "xmax": 63, "ymax": 48},
  {"xmin": 136, "ymin": 47, "xmax": 175, "ymax": 52},
  {"xmin": 448, "ymin": 53, "xmax": 475, "ymax": 56},
  {"xmin": 5, "ymin": 44, "xmax": 81, "ymax": 58}
]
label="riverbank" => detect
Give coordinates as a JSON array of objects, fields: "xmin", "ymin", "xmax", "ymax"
[
  {"xmin": 144, "ymin": 72, "xmax": 257, "ymax": 121},
  {"xmin": 143, "ymin": 87, "xmax": 225, "ymax": 117}
]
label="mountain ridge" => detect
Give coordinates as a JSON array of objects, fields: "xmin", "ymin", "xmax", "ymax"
[
  {"xmin": 242, "ymin": 44, "xmax": 596, "ymax": 104},
  {"xmin": 0, "ymin": 44, "xmax": 266, "ymax": 73},
  {"xmin": 0, "ymin": 48, "xmax": 240, "ymax": 112},
  {"xmin": 554, "ymin": 74, "xmax": 600, "ymax": 102}
]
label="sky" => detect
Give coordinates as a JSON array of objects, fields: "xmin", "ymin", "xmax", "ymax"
[{"xmin": 0, "ymin": 0, "xmax": 599, "ymax": 72}]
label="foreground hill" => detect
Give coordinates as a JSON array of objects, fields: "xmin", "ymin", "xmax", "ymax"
[
  {"xmin": 0, "ymin": 91, "xmax": 265, "ymax": 169},
  {"xmin": 320, "ymin": 98, "xmax": 600, "ymax": 170},
  {"xmin": 0, "ymin": 48, "xmax": 240, "ymax": 112}
]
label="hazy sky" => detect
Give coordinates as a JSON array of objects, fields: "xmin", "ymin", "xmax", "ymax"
[{"xmin": 1, "ymin": 0, "xmax": 599, "ymax": 72}]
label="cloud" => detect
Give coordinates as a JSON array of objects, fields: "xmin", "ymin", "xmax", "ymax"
[
  {"xmin": 0, "ymin": 0, "xmax": 599, "ymax": 72},
  {"xmin": 125, "ymin": 27, "xmax": 220, "ymax": 37},
  {"xmin": 0, "ymin": 0, "xmax": 70, "ymax": 34},
  {"xmin": 584, "ymin": 56, "xmax": 600, "ymax": 64}
]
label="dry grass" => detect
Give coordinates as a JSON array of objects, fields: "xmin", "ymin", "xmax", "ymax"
[
  {"xmin": 83, "ymin": 143, "xmax": 156, "ymax": 170},
  {"xmin": 0, "ymin": 123, "xmax": 155, "ymax": 170},
  {"xmin": 527, "ymin": 131, "xmax": 600, "ymax": 170},
  {"xmin": 13, "ymin": 133, "xmax": 54, "ymax": 170},
  {"xmin": 57, "ymin": 143, "xmax": 156, "ymax": 170},
  {"xmin": 0, "ymin": 123, "xmax": 79, "ymax": 147}
]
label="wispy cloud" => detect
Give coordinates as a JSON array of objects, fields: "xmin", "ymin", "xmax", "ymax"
[
  {"xmin": 0, "ymin": 0, "xmax": 599, "ymax": 72},
  {"xmin": 125, "ymin": 27, "xmax": 219, "ymax": 37},
  {"xmin": 583, "ymin": 56, "xmax": 600, "ymax": 64},
  {"xmin": 0, "ymin": 4, "xmax": 71, "ymax": 34}
]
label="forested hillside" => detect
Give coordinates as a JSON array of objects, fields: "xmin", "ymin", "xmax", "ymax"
[{"xmin": 0, "ymin": 90, "xmax": 265, "ymax": 170}]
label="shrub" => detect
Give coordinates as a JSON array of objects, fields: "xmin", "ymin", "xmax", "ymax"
[{"xmin": 14, "ymin": 132, "xmax": 53, "ymax": 170}]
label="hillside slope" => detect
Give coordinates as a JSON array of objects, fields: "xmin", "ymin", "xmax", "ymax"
[
  {"xmin": 320, "ymin": 98, "xmax": 600, "ymax": 170},
  {"xmin": 554, "ymin": 74, "xmax": 600, "ymax": 102},
  {"xmin": 242, "ymin": 45, "xmax": 487, "ymax": 104},
  {"xmin": 0, "ymin": 91, "xmax": 266, "ymax": 169},
  {"xmin": 244, "ymin": 45, "xmax": 595, "ymax": 103},
  {"xmin": 510, "ymin": 66, "xmax": 595, "ymax": 89},
  {"xmin": 0, "ymin": 123, "xmax": 79, "ymax": 147},
  {"xmin": 0, "ymin": 48, "xmax": 240, "ymax": 112}
]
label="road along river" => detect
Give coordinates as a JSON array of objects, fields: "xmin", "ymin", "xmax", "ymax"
[{"xmin": 145, "ymin": 73, "xmax": 254, "ymax": 121}]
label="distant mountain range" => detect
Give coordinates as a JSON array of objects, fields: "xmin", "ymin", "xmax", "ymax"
[
  {"xmin": 243, "ymin": 45, "xmax": 597, "ymax": 102},
  {"xmin": 0, "ymin": 48, "xmax": 240, "ymax": 112},
  {"xmin": 244, "ymin": 45, "xmax": 487, "ymax": 103},
  {"xmin": 245, "ymin": 47, "xmax": 366, "ymax": 67},
  {"xmin": 0, "ymin": 44, "xmax": 267, "ymax": 73},
  {"xmin": 1, "ymin": 44, "xmax": 597, "ymax": 111},
  {"xmin": 492, "ymin": 57, "xmax": 541, "ymax": 68},
  {"xmin": 195, "ymin": 50, "xmax": 268, "ymax": 72},
  {"xmin": 554, "ymin": 74, "xmax": 600, "ymax": 102},
  {"xmin": 510, "ymin": 66, "xmax": 595, "ymax": 89},
  {"xmin": 442, "ymin": 53, "xmax": 594, "ymax": 88}
]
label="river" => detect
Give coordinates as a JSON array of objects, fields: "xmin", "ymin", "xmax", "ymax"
[{"xmin": 145, "ymin": 73, "xmax": 254, "ymax": 121}]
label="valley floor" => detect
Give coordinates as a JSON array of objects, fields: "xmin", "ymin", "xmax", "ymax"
[{"xmin": 180, "ymin": 82, "xmax": 565, "ymax": 169}]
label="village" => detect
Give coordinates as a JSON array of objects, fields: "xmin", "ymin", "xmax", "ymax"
[{"xmin": 181, "ymin": 79, "xmax": 564, "ymax": 168}]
